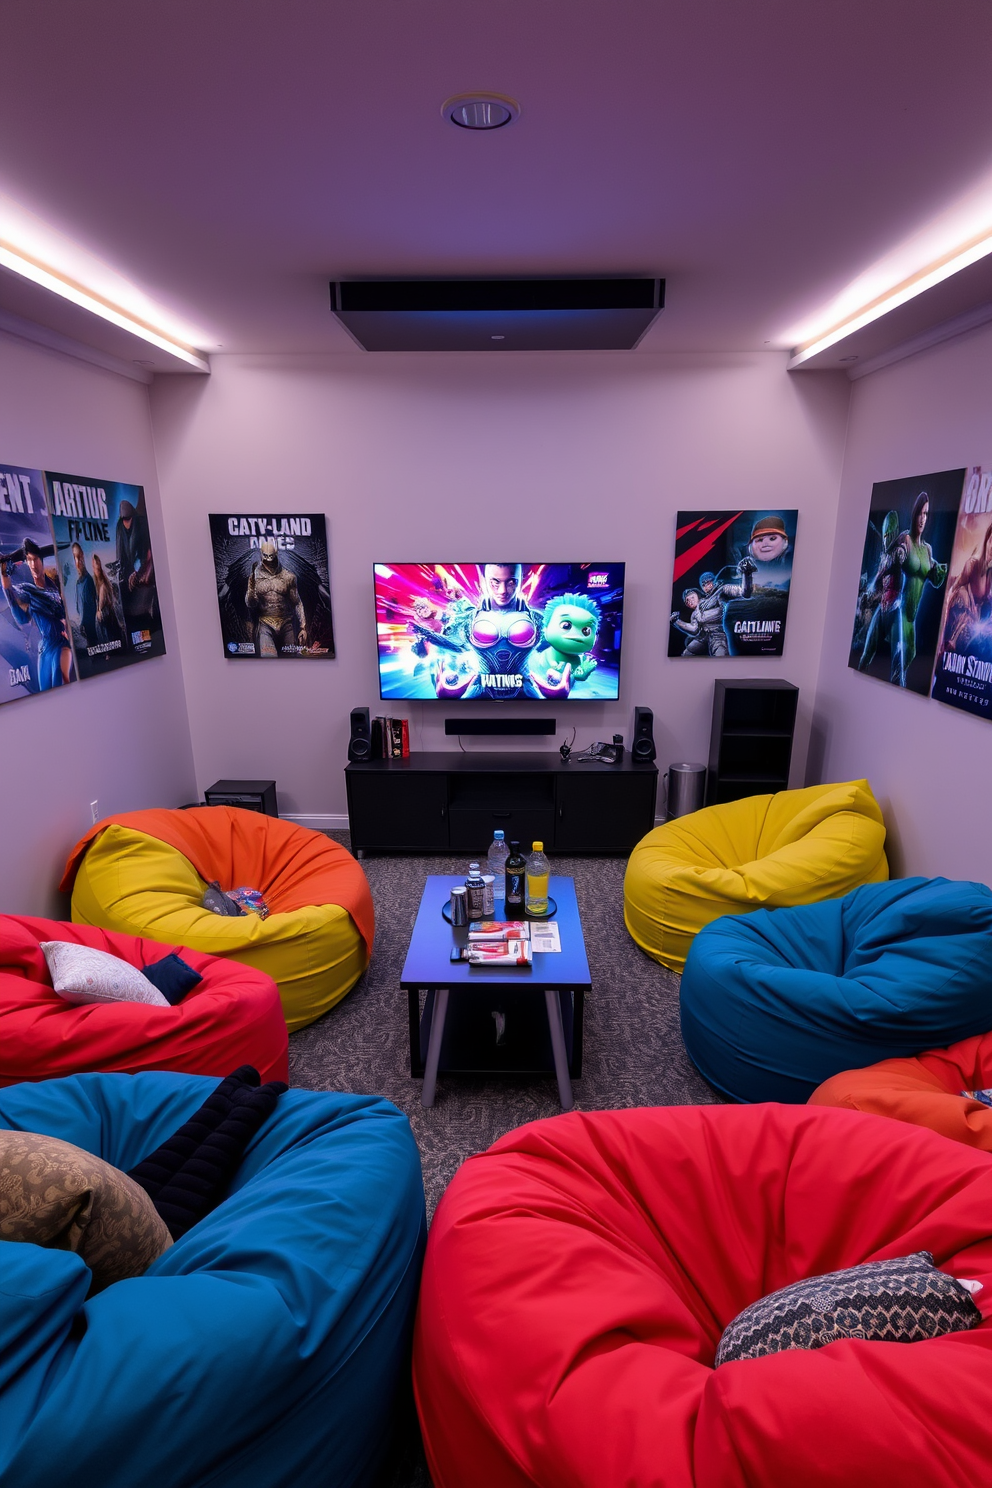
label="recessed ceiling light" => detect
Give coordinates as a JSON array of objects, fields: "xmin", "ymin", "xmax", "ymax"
[{"xmin": 442, "ymin": 93, "xmax": 519, "ymax": 130}]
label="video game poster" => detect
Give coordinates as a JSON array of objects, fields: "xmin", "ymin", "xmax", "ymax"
[
  {"xmin": 848, "ymin": 468, "xmax": 964, "ymax": 696},
  {"xmin": 668, "ymin": 510, "xmax": 797, "ymax": 658},
  {"xmin": 45, "ymin": 472, "xmax": 166, "ymax": 679},
  {"xmin": 0, "ymin": 462, "xmax": 75, "ymax": 704},
  {"xmin": 930, "ymin": 465, "xmax": 992, "ymax": 719},
  {"xmin": 209, "ymin": 514, "xmax": 335, "ymax": 660}
]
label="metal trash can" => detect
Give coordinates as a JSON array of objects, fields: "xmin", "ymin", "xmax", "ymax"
[{"xmin": 665, "ymin": 762, "xmax": 706, "ymax": 819}]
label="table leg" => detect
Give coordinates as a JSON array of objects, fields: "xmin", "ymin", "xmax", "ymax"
[
  {"xmin": 421, "ymin": 987, "xmax": 449, "ymax": 1108},
  {"xmin": 544, "ymin": 988, "xmax": 574, "ymax": 1111}
]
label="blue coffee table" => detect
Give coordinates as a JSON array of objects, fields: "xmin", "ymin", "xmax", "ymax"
[{"xmin": 401, "ymin": 875, "xmax": 591, "ymax": 1110}]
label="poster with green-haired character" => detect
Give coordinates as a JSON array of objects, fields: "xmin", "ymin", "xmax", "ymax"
[{"xmin": 849, "ymin": 468, "xmax": 964, "ymax": 695}]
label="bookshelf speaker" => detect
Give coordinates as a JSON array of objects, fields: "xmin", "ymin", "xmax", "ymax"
[
  {"xmin": 348, "ymin": 707, "xmax": 372, "ymax": 761},
  {"xmin": 631, "ymin": 706, "xmax": 656, "ymax": 763}
]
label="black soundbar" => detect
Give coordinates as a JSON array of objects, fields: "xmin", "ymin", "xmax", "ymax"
[{"xmin": 445, "ymin": 718, "xmax": 556, "ymax": 736}]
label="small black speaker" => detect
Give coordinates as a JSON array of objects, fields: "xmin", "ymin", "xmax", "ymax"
[
  {"xmin": 632, "ymin": 706, "xmax": 656, "ymax": 763},
  {"xmin": 348, "ymin": 707, "xmax": 372, "ymax": 762}
]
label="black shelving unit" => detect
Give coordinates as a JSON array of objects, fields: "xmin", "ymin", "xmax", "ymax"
[{"xmin": 706, "ymin": 680, "xmax": 798, "ymax": 806}]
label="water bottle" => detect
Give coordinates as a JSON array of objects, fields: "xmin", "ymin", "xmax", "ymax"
[
  {"xmin": 487, "ymin": 829, "xmax": 509, "ymax": 908},
  {"xmin": 525, "ymin": 841, "xmax": 550, "ymax": 916}
]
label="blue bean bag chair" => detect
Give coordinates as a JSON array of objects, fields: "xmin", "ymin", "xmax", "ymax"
[
  {"xmin": 680, "ymin": 877, "xmax": 992, "ymax": 1104},
  {"xmin": 0, "ymin": 1071, "xmax": 426, "ymax": 1488}
]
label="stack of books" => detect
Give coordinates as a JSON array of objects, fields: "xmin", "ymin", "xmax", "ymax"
[{"xmin": 370, "ymin": 716, "xmax": 410, "ymax": 758}]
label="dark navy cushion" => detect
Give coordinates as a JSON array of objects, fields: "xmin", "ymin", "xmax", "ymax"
[{"xmin": 141, "ymin": 953, "xmax": 203, "ymax": 1005}]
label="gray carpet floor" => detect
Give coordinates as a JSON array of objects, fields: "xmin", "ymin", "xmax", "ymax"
[{"xmin": 289, "ymin": 838, "xmax": 722, "ymax": 1486}]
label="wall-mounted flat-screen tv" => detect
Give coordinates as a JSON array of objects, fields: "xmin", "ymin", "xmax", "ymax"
[{"xmin": 373, "ymin": 562, "xmax": 625, "ymax": 701}]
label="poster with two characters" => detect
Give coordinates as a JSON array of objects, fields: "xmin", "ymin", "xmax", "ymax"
[
  {"xmin": 847, "ymin": 468, "xmax": 965, "ymax": 696},
  {"xmin": 209, "ymin": 514, "xmax": 335, "ymax": 660},
  {"xmin": 46, "ymin": 472, "xmax": 166, "ymax": 679},
  {"xmin": 668, "ymin": 510, "xmax": 797, "ymax": 658}
]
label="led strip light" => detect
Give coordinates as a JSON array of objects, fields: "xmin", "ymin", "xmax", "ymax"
[
  {"xmin": 789, "ymin": 226, "xmax": 992, "ymax": 367},
  {"xmin": 0, "ymin": 239, "xmax": 209, "ymax": 370}
]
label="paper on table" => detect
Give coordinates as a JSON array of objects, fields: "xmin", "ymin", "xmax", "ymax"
[{"xmin": 530, "ymin": 922, "xmax": 561, "ymax": 953}]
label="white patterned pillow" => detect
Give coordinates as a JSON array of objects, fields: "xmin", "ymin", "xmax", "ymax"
[
  {"xmin": 41, "ymin": 941, "xmax": 170, "ymax": 1007},
  {"xmin": 715, "ymin": 1252, "xmax": 981, "ymax": 1366}
]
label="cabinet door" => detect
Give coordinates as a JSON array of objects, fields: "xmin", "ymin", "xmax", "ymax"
[
  {"xmin": 449, "ymin": 807, "xmax": 556, "ymax": 855},
  {"xmin": 347, "ymin": 772, "xmax": 448, "ymax": 850},
  {"xmin": 555, "ymin": 771, "xmax": 657, "ymax": 852}
]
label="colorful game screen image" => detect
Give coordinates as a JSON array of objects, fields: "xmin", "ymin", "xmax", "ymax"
[
  {"xmin": 46, "ymin": 472, "xmax": 166, "ymax": 679},
  {"xmin": 0, "ymin": 462, "xmax": 75, "ymax": 705},
  {"xmin": 849, "ymin": 468, "xmax": 964, "ymax": 696},
  {"xmin": 931, "ymin": 465, "xmax": 992, "ymax": 720},
  {"xmin": 669, "ymin": 510, "xmax": 797, "ymax": 658},
  {"xmin": 373, "ymin": 562, "xmax": 625, "ymax": 701}
]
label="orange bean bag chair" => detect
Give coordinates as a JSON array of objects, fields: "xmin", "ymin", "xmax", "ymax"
[
  {"xmin": 414, "ymin": 1103, "xmax": 992, "ymax": 1488},
  {"xmin": 0, "ymin": 914, "xmax": 288, "ymax": 1086},
  {"xmin": 62, "ymin": 807, "xmax": 375, "ymax": 1032},
  {"xmin": 810, "ymin": 1032, "xmax": 992, "ymax": 1150}
]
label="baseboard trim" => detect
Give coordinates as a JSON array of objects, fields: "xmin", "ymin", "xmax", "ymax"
[{"xmin": 281, "ymin": 812, "xmax": 350, "ymax": 830}]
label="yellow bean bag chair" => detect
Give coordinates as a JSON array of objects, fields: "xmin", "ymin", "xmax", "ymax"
[
  {"xmin": 623, "ymin": 780, "xmax": 888, "ymax": 973},
  {"xmin": 62, "ymin": 807, "xmax": 374, "ymax": 1032}
]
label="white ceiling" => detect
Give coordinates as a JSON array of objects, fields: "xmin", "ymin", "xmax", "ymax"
[{"xmin": 1, "ymin": 0, "xmax": 991, "ymax": 360}]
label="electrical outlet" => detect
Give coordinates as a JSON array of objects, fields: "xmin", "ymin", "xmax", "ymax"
[{"xmin": 90, "ymin": 800, "xmax": 99, "ymax": 825}]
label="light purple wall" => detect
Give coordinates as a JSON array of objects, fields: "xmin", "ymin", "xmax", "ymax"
[
  {"xmin": 813, "ymin": 322, "xmax": 992, "ymax": 884},
  {"xmin": 0, "ymin": 334, "xmax": 195, "ymax": 916},
  {"xmin": 150, "ymin": 351, "xmax": 849, "ymax": 823}
]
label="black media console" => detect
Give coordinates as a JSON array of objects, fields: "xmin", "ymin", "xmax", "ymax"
[{"xmin": 345, "ymin": 752, "xmax": 659, "ymax": 856}]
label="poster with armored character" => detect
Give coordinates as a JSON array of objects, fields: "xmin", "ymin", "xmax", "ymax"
[
  {"xmin": 0, "ymin": 462, "xmax": 75, "ymax": 703},
  {"xmin": 668, "ymin": 510, "xmax": 797, "ymax": 658},
  {"xmin": 848, "ymin": 468, "xmax": 964, "ymax": 696},
  {"xmin": 209, "ymin": 514, "xmax": 335, "ymax": 660},
  {"xmin": 930, "ymin": 465, "xmax": 992, "ymax": 719},
  {"xmin": 45, "ymin": 472, "xmax": 166, "ymax": 679}
]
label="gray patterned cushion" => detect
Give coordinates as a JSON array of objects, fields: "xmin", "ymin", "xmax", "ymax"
[{"xmin": 715, "ymin": 1251, "xmax": 981, "ymax": 1366}]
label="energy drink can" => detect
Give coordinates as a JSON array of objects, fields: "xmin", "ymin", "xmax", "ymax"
[
  {"xmin": 481, "ymin": 874, "xmax": 495, "ymax": 917},
  {"xmin": 465, "ymin": 863, "xmax": 486, "ymax": 920},
  {"xmin": 449, "ymin": 886, "xmax": 469, "ymax": 926}
]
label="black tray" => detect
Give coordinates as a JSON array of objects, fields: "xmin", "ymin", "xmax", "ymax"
[{"xmin": 442, "ymin": 896, "xmax": 558, "ymax": 925}]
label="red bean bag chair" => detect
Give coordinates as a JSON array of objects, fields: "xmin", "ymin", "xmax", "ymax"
[
  {"xmin": 0, "ymin": 915, "xmax": 289, "ymax": 1087},
  {"xmin": 414, "ymin": 1104, "xmax": 992, "ymax": 1488},
  {"xmin": 810, "ymin": 1032, "xmax": 992, "ymax": 1150}
]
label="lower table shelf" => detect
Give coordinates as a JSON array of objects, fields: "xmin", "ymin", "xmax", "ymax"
[{"xmin": 409, "ymin": 985, "xmax": 584, "ymax": 1080}]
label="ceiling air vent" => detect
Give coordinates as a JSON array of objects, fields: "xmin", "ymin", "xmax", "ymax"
[{"xmin": 330, "ymin": 278, "xmax": 664, "ymax": 351}]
